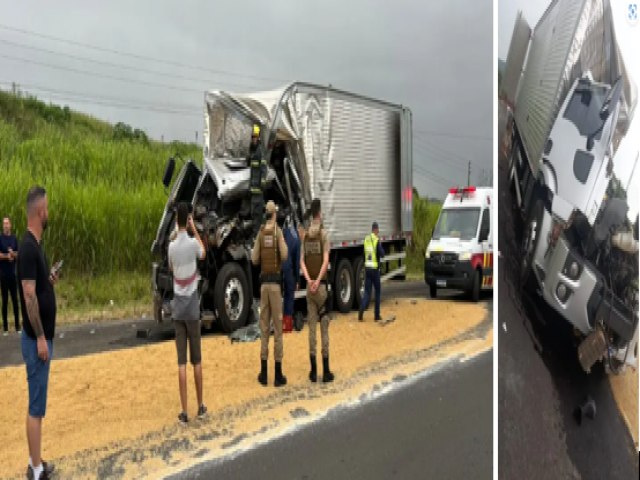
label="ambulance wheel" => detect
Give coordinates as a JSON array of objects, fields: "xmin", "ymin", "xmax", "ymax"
[
  {"xmin": 334, "ymin": 257, "xmax": 355, "ymax": 313},
  {"xmin": 353, "ymin": 256, "xmax": 365, "ymax": 309},
  {"xmin": 214, "ymin": 262, "xmax": 250, "ymax": 333},
  {"xmin": 470, "ymin": 270, "xmax": 480, "ymax": 302},
  {"xmin": 429, "ymin": 284, "xmax": 437, "ymax": 299}
]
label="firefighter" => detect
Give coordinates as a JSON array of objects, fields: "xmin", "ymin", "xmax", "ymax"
[
  {"xmin": 248, "ymin": 124, "xmax": 266, "ymax": 236},
  {"xmin": 251, "ymin": 200, "xmax": 288, "ymax": 387},
  {"xmin": 358, "ymin": 222, "xmax": 385, "ymax": 321},
  {"xmin": 300, "ymin": 199, "xmax": 334, "ymax": 383}
]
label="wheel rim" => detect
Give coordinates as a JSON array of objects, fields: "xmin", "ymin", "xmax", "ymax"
[
  {"xmin": 340, "ymin": 268, "xmax": 352, "ymax": 304},
  {"xmin": 224, "ymin": 278, "xmax": 243, "ymax": 322}
]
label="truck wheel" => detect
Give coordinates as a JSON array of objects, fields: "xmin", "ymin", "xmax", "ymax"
[
  {"xmin": 334, "ymin": 257, "xmax": 355, "ymax": 313},
  {"xmin": 353, "ymin": 256, "xmax": 365, "ymax": 309},
  {"xmin": 214, "ymin": 262, "xmax": 250, "ymax": 333},
  {"xmin": 470, "ymin": 270, "xmax": 481, "ymax": 302},
  {"xmin": 429, "ymin": 284, "xmax": 437, "ymax": 299},
  {"xmin": 520, "ymin": 198, "xmax": 543, "ymax": 288}
]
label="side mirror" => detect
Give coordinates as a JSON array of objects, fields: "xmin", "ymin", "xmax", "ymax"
[{"xmin": 162, "ymin": 158, "xmax": 176, "ymax": 188}]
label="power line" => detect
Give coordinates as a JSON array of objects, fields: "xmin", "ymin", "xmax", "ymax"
[
  {"xmin": 414, "ymin": 128, "xmax": 492, "ymax": 141},
  {"xmin": 413, "ymin": 139, "xmax": 470, "ymax": 171},
  {"xmin": 0, "ymin": 37, "xmax": 263, "ymax": 91},
  {"xmin": 414, "ymin": 135, "xmax": 488, "ymax": 170},
  {"xmin": 0, "ymin": 80, "xmax": 201, "ymax": 112},
  {"xmin": 0, "ymin": 52, "xmax": 212, "ymax": 94},
  {"xmin": 0, "ymin": 83, "xmax": 201, "ymax": 117},
  {"xmin": 0, "ymin": 23, "xmax": 289, "ymax": 84},
  {"xmin": 413, "ymin": 163, "xmax": 459, "ymax": 187}
]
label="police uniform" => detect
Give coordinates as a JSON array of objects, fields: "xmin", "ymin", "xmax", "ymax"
[
  {"xmin": 251, "ymin": 201, "xmax": 288, "ymax": 387},
  {"xmin": 302, "ymin": 218, "xmax": 334, "ymax": 383}
]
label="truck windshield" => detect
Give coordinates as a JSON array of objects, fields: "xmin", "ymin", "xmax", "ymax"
[
  {"xmin": 562, "ymin": 81, "xmax": 610, "ymax": 139},
  {"xmin": 432, "ymin": 208, "xmax": 481, "ymax": 241}
]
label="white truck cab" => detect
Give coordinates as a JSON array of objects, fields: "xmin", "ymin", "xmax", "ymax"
[{"xmin": 424, "ymin": 186, "xmax": 493, "ymax": 302}]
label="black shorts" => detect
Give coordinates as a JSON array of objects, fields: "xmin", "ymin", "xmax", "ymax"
[{"xmin": 174, "ymin": 320, "xmax": 202, "ymax": 365}]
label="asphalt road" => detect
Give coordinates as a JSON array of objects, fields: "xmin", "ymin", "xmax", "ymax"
[
  {"xmin": 497, "ymin": 103, "xmax": 638, "ymax": 479},
  {"xmin": 0, "ymin": 280, "xmax": 492, "ymax": 367},
  {"xmin": 169, "ymin": 349, "xmax": 493, "ymax": 480}
]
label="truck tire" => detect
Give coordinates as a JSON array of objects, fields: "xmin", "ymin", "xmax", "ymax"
[
  {"xmin": 520, "ymin": 197, "xmax": 543, "ymax": 288},
  {"xmin": 429, "ymin": 284, "xmax": 437, "ymax": 299},
  {"xmin": 334, "ymin": 257, "xmax": 355, "ymax": 313},
  {"xmin": 353, "ymin": 256, "xmax": 365, "ymax": 309},
  {"xmin": 470, "ymin": 269, "xmax": 481, "ymax": 302},
  {"xmin": 214, "ymin": 262, "xmax": 250, "ymax": 333}
]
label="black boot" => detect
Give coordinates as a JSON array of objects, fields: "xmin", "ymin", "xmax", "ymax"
[
  {"xmin": 357, "ymin": 310, "xmax": 363, "ymax": 321},
  {"xmin": 322, "ymin": 356, "xmax": 334, "ymax": 383},
  {"xmin": 274, "ymin": 361, "xmax": 287, "ymax": 387},
  {"xmin": 257, "ymin": 359, "xmax": 267, "ymax": 386},
  {"xmin": 309, "ymin": 355, "xmax": 317, "ymax": 383}
]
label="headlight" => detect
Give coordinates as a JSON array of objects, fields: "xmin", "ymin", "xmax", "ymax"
[
  {"xmin": 425, "ymin": 250, "xmax": 431, "ymax": 259},
  {"xmin": 459, "ymin": 252, "xmax": 472, "ymax": 261}
]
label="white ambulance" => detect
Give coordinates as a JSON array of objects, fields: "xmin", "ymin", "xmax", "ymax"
[{"xmin": 424, "ymin": 186, "xmax": 493, "ymax": 301}]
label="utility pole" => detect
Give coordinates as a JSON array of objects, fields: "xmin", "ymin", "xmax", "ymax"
[
  {"xmin": 467, "ymin": 161, "xmax": 471, "ymax": 187},
  {"xmin": 195, "ymin": 131, "xmax": 198, "ymax": 143}
]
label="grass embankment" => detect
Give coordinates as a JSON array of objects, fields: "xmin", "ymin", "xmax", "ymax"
[{"xmin": 0, "ymin": 90, "xmax": 200, "ymax": 323}]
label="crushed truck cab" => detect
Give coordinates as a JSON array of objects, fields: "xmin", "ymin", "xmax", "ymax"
[{"xmin": 424, "ymin": 186, "xmax": 493, "ymax": 302}]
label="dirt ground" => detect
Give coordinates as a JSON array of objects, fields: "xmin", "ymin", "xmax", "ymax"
[
  {"xmin": 609, "ymin": 367, "xmax": 639, "ymax": 448},
  {"xmin": 0, "ymin": 297, "xmax": 489, "ymax": 478}
]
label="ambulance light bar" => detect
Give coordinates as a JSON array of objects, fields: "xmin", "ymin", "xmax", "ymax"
[{"xmin": 448, "ymin": 186, "xmax": 476, "ymax": 195}]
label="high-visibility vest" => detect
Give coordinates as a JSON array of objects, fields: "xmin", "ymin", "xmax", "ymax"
[{"xmin": 364, "ymin": 234, "xmax": 379, "ymax": 269}]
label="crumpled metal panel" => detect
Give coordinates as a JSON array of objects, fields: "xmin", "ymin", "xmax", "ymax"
[{"xmin": 203, "ymin": 83, "xmax": 410, "ymax": 242}]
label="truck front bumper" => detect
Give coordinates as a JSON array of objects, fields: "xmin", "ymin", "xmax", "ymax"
[
  {"xmin": 537, "ymin": 237, "xmax": 638, "ymax": 353},
  {"xmin": 424, "ymin": 258, "xmax": 475, "ymax": 291}
]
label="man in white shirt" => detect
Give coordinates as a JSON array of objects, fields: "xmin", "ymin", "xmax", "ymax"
[{"xmin": 168, "ymin": 202, "xmax": 206, "ymax": 424}]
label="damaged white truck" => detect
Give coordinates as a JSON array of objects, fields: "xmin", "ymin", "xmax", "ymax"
[
  {"xmin": 503, "ymin": 0, "xmax": 638, "ymax": 373},
  {"xmin": 151, "ymin": 83, "xmax": 413, "ymax": 333}
]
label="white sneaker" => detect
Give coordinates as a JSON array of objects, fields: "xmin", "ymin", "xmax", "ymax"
[{"xmin": 2, "ymin": 331, "xmax": 8, "ymax": 337}]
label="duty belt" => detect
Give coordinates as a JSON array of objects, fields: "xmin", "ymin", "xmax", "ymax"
[{"xmin": 261, "ymin": 272, "xmax": 282, "ymax": 284}]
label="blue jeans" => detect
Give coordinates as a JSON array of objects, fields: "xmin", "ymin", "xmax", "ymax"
[
  {"xmin": 361, "ymin": 268, "xmax": 381, "ymax": 319},
  {"xmin": 21, "ymin": 332, "xmax": 53, "ymax": 418},
  {"xmin": 282, "ymin": 268, "xmax": 296, "ymax": 317}
]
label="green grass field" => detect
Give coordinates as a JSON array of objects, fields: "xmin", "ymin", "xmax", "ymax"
[
  {"xmin": 0, "ymin": 89, "xmax": 440, "ymax": 323},
  {"xmin": 0, "ymin": 89, "xmax": 200, "ymax": 322}
]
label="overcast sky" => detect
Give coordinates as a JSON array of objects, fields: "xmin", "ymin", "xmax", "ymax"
[
  {"xmin": 0, "ymin": 0, "xmax": 492, "ymax": 200},
  {"xmin": 499, "ymin": 0, "xmax": 640, "ymax": 220}
]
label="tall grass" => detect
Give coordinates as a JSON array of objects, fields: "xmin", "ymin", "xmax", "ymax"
[
  {"xmin": 0, "ymin": 90, "xmax": 201, "ymax": 277},
  {"xmin": 406, "ymin": 191, "xmax": 442, "ymax": 276}
]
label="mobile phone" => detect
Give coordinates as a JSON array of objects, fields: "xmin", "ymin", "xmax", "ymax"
[{"xmin": 51, "ymin": 260, "xmax": 64, "ymax": 276}]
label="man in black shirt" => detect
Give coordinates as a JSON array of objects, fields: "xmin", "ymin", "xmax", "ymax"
[
  {"xmin": 0, "ymin": 216, "xmax": 20, "ymax": 334},
  {"xmin": 17, "ymin": 186, "xmax": 58, "ymax": 480}
]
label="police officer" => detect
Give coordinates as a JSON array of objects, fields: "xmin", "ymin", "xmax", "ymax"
[
  {"xmin": 251, "ymin": 200, "xmax": 288, "ymax": 387},
  {"xmin": 358, "ymin": 222, "xmax": 385, "ymax": 321},
  {"xmin": 300, "ymin": 199, "xmax": 334, "ymax": 383},
  {"xmin": 248, "ymin": 124, "xmax": 266, "ymax": 237}
]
